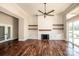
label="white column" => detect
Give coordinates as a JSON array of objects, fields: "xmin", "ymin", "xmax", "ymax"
[{"xmin": 18, "ymin": 18, "xmax": 25, "ymax": 41}]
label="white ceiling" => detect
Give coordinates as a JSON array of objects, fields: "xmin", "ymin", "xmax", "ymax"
[
  {"xmin": 67, "ymin": 6, "xmax": 79, "ymax": 19},
  {"xmin": 17, "ymin": 3, "xmax": 72, "ymax": 15}
]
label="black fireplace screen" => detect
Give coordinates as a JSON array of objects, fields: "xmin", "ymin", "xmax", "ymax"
[{"xmin": 41, "ymin": 34, "xmax": 49, "ymax": 39}]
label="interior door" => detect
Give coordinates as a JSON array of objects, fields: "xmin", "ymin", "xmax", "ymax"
[
  {"xmin": 6, "ymin": 26, "xmax": 11, "ymax": 40},
  {"xmin": 0, "ymin": 24, "xmax": 12, "ymax": 43},
  {"xmin": 5, "ymin": 25, "xmax": 12, "ymax": 41}
]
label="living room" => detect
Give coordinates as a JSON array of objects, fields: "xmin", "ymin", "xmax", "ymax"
[{"xmin": 0, "ymin": 3, "xmax": 79, "ymax": 56}]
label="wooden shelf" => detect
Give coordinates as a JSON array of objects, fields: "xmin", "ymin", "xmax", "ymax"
[
  {"xmin": 53, "ymin": 24, "xmax": 64, "ymax": 26},
  {"xmin": 28, "ymin": 25, "xmax": 38, "ymax": 26},
  {"xmin": 39, "ymin": 29, "xmax": 51, "ymax": 31},
  {"xmin": 28, "ymin": 28, "xmax": 38, "ymax": 30},
  {"xmin": 53, "ymin": 28, "xmax": 64, "ymax": 30}
]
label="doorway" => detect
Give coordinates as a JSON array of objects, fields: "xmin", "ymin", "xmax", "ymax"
[{"xmin": 0, "ymin": 24, "xmax": 12, "ymax": 43}]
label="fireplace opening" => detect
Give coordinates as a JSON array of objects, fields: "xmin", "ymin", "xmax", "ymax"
[{"xmin": 41, "ymin": 34, "xmax": 49, "ymax": 39}]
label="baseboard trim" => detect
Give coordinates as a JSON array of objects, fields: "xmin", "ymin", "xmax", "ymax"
[
  {"xmin": 0, "ymin": 39, "xmax": 18, "ymax": 43},
  {"xmin": 27, "ymin": 39, "xmax": 65, "ymax": 40},
  {"xmin": 27, "ymin": 39, "xmax": 38, "ymax": 40},
  {"xmin": 18, "ymin": 39, "xmax": 27, "ymax": 41}
]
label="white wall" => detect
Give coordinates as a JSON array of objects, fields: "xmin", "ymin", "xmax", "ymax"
[
  {"xmin": 28, "ymin": 30, "xmax": 38, "ymax": 39},
  {"xmin": 28, "ymin": 15, "xmax": 38, "ymax": 39},
  {"xmin": 13, "ymin": 18, "xmax": 18, "ymax": 39},
  {"xmin": 38, "ymin": 16, "xmax": 52, "ymax": 29},
  {"xmin": 28, "ymin": 14, "xmax": 64, "ymax": 40},
  {"xmin": 38, "ymin": 14, "xmax": 64, "ymax": 40}
]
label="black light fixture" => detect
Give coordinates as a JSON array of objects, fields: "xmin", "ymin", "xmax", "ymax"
[{"xmin": 38, "ymin": 3, "xmax": 54, "ymax": 18}]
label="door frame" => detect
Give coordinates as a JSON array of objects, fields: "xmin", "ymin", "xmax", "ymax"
[{"xmin": 0, "ymin": 23, "xmax": 13, "ymax": 43}]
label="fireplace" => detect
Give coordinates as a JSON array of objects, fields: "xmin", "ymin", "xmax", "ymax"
[{"xmin": 41, "ymin": 34, "xmax": 49, "ymax": 39}]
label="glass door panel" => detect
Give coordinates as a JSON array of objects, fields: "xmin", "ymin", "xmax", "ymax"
[
  {"xmin": 68, "ymin": 22, "xmax": 73, "ymax": 42},
  {"xmin": 7, "ymin": 27, "xmax": 11, "ymax": 39},
  {"xmin": 0, "ymin": 26, "xmax": 5, "ymax": 41},
  {"xmin": 73, "ymin": 20, "xmax": 79, "ymax": 46}
]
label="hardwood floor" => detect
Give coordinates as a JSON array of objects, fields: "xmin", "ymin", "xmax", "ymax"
[{"xmin": 0, "ymin": 39, "xmax": 79, "ymax": 56}]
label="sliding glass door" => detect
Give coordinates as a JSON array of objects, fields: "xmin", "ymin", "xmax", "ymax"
[
  {"xmin": 67, "ymin": 20, "xmax": 79, "ymax": 55},
  {"xmin": 73, "ymin": 20, "xmax": 79, "ymax": 46},
  {"xmin": 67, "ymin": 20, "xmax": 79, "ymax": 46}
]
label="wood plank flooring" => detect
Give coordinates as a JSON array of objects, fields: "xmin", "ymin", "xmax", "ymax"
[{"xmin": 0, "ymin": 39, "xmax": 79, "ymax": 56}]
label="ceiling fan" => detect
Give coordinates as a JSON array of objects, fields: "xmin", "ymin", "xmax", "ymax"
[{"xmin": 38, "ymin": 3, "xmax": 54, "ymax": 18}]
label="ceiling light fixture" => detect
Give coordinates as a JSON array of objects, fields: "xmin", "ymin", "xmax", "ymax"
[{"xmin": 38, "ymin": 3, "xmax": 54, "ymax": 18}]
